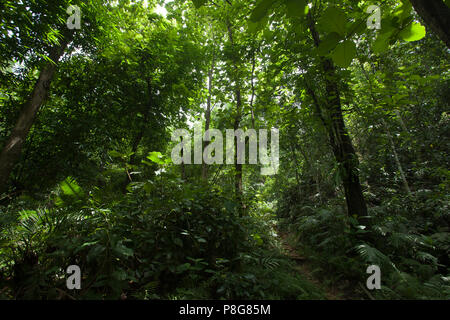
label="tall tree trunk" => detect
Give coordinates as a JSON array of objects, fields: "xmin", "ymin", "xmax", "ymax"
[
  {"xmin": 234, "ymin": 92, "xmax": 243, "ymax": 216},
  {"xmin": 0, "ymin": 39, "xmax": 69, "ymax": 194},
  {"xmin": 129, "ymin": 78, "xmax": 152, "ymax": 166},
  {"xmin": 307, "ymin": 14, "xmax": 367, "ymax": 218},
  {"xmin": 409, "ymin": 0, "xmax": 450, "ymax": 49},
  {"xmin": 226, "ymin": 20, "xmax": 244, "ymax": 216},
  {"xmin": 289, "ymin": 141, "xmax": 303, "ymax": 196},
  {"xmin": 202, "ymin": 51, "xmax": 215, "ymax": 181},
  {"xmin": 295, "ymin": 138, "xmax": 322, "ymax": 200},
  {"xmin": 181, "ymin": 145, "xmax": 186, "ymax": 181},
  {"xmin": 249, "ymin": 45, "xmax": 257, "ymax": 130},
  {"xmin": 122, "ymin": 78, "xmax": 153, "ymax": 192},
  {"xmin": 289, "ymin": 142, "xmax": 301, "ymax": 186}
]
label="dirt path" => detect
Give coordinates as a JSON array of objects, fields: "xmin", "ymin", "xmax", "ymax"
[{"xmin": 277, "ymin": 231, "xmax": 351, "ymax": 300}]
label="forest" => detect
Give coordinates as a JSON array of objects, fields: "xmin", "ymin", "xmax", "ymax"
[{"xmin": 0, "ymin": 0, "xmax": 449, "ymax": 300}]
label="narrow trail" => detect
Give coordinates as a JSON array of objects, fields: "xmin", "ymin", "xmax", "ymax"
[{"xmin": 276, "ymin": 230, "xmax": 351, "ymax": 300}]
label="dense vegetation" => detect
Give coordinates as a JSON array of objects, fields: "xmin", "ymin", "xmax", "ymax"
[{"xmin": 0, "ymin": 0, "xmax": 448, "ymax": 300}]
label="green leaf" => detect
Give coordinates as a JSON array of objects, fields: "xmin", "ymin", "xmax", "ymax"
[
  {"xmin": 331, "ymin": 40, "xmax": 356, "ymax": 68},
  {"xmin": 251, "ymin": 233, "xmax": 264, "ymax": 245},
  {"xmin": 147, "ymin": 151, "xmax": 165, "ymax": 164},
  {"xmin": 373, "ymin": 29, "xmax": 394, "ymax": 53},
  {"xmin": 176, "ymin": 263, "xmax": 191, "ymax": 272},
  {"xmin": 59, "ymin": 176, "xmax": 84, "ymax": 198},
  {"xmin": 393, "ymin": 1, "xmax": 412, "ymax": 23},
  {"xmin": 108, "ymin": 150, "xmax": 123, "ymax": 158},
  {"xmin": 347, "ymin": 18, "xmax": 367, "ymax": 37},
  {"xmin": 285, "ymin": 0, "xmax": 308, "ymax": 18},
  {"xmin": 250, "ymin": 0, "xmax": 275, "ymax": 22},
  {"xmin": 197, "ymin": 237, "xmax": 207, "ymax": 243},
  {"xmin": 114, "ymin": 241, "xmax": 134, "ymax": 258},
  {"xmin": 248, "ymin": 21, "xmax": 260, "ymax": 33},
  {"xmin": 318, "ymin": 7, "xmax": 348, "ymax": 36},
  {"xmin": 173, "ymin": 237, "xmax": 183, "ymax": 247},
  {"xmin": 248, "ymin": 16, "xmax": 269, "ymax": 34},
  {"xmin": 143, "ymin": 181, "xmax": 154, "ymax": 193},
  {"xmin": 192, "ymin": 0, "xmax": 207, "ymax": 9},
  {"xmin": 399, "ymin": 22, "xmax": 426, "ymax": 42},
  {"xmin": 317, "ymin": 32, "xmax": 341, "ymax": 56}
]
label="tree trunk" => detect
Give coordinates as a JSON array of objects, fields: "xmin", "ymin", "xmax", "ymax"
[
  {"xmin": 249, "ymin": 45, "xmax": 257, "ymax": 130},
  {"xmin": 381, "ymin": 119, "xmax": 412, "ymax": 194},
  {"xmin": 394, "ymin": 110, "xmax": 409, "ymax": 133},
  {"xmin": 122, "ymin": 78, "xmax": 152, "ymax": 191},
  {"xmin": 307, "ymin": 13, "xmax": 367, "ymax": 218},
  {"xmin": 181, "ymin": 147, "xmax": 186, "ymax": 181},
  {"xmin": 202, "ymin": 52, "xmax": 215, "ymax": 181},
  {"xmin": 0, "ymin": 40, "xmax": 69, "ymax": 194},
  {"xmin": 129, "ymin": 78, "xmax": 152, "ymax": 166},
  {"xmin": 226, "ymin": 20, "xmax": 244, "ymax": 216},
  {"xmin": 409, "ymin": 0, "xmax": 450, "ymax": 49},
  {"xmin": 289, "ymin": 142, "xmax": 301, "ymax": 187}
]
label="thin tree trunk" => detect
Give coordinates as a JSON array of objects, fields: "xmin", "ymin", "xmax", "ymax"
[
  {"xmin": 202, "ymin": 51, "xmax": 215, "ymax": 181},
  {"xmin": 315, "ymin": 170, "xmax": 321, "ymax": 200},
  {"xmin": 249, "ymin": 45, "xmax": 257, "ymax": 130},
  {"xmin": 296, "ymin": 135, "xmax": 322, "ymax": 200},
  {"xmin": 394, "ymin": 110, "xmax": 409, "ymax": 133},
  {"xmin": 181, "ymin": 146, "xmax": 186, "ymax": 181},
  {"xmin": 0, "ymin": 39, "xmax": 69, "ymax": 193},
  {"xmin": 409, "ymin": 0, "xmax": 450, "ymax": 49},
  {"xmin": 289, "ymin": 142, "xmax": 301, "ymax": 186},
  {"xmin": 307, "ymin": 13, "xmax": 367, "ymax": 218},
  {"xmin": 381, "ymin": 119, "xmax": 412, "ymax": 194},
  {"xmin": 226, "ymin": 20, "xmax": 244, "ymax": 216}
]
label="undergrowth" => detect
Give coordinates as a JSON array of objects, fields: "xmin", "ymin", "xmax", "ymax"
[
  {"xmin": 277, "ymin": 185, "xmax": 450, "ymax": 300},
  {"xmin": 0, "ymin": 175, "xmax": 323, "ymax": 300}
]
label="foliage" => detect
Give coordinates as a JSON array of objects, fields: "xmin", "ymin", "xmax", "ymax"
[{"xmin": 0, "ymin": 0, "xmax": 448, "ymax": 300}]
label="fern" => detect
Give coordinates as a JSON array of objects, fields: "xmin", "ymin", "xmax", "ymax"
[
  {"xmin": 355, "ymin": 243, "xmax": 398, "ymax": 271},
  {"xmin": 55, "ymin": 176, "xmax": 86, "ymax": 207},
  {"xmin": 259, "ymin": 254, "xmax": 280, "ymax": 271}
]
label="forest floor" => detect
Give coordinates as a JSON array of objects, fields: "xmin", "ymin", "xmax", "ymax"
[{"xmin": 277, "ymin": 230, "xmax": 361, "ymax": 300}]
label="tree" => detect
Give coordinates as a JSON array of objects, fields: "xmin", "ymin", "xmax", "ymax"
[
  {"xmin": 0, "ymin": 0, "xmax": 106, "ymax": 193},
  {"xmin": 0, "ymin": 37, "xmax": 70, "ymax": 193},
  {"xmin": 409, "ymin": 0, "xmax": 450, "ymax": 49}
]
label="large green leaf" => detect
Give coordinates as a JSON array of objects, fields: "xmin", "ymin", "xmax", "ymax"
[
  {"xmin": 399, "ymin": 22, "xmax": 426, "ymax": 42},
  {"xmin": 250, "ymin": 0, "xmax": 275, "ymax": 22},
  {"xmin": 248, "ymin": 20, "xmax": 262, "ymax": 33},
  {"xmin": 59, "ymin": 176, "xmax": 84, "ymax": 199},
  {"xmin": 147, "ymin": 151, "xmax": 165, "ymax": 165},
  {"xmin": 373, "ymin": 29, "xmax": 394, "ymax": 53},
  {"xmin": 318, "ymin": 7, "xmax": 348, "ymax": 36},
  {"xmin": 346, "ymin": 18, "xmax": 367, "ymax": 37},
  {"xmin": 331, "ymin": 40, "xmax": 356, "ymax": 68},
  {"xmin": 284, "ymin": 0, "xmax": 308, "ymax": 18},
  {"xmin": 393, "ymin": 1, "xmax": 412, "ymax": 23},
  {"xmin": 317, "ymin": 32, "xmax": 341, "ymax": 56}
]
